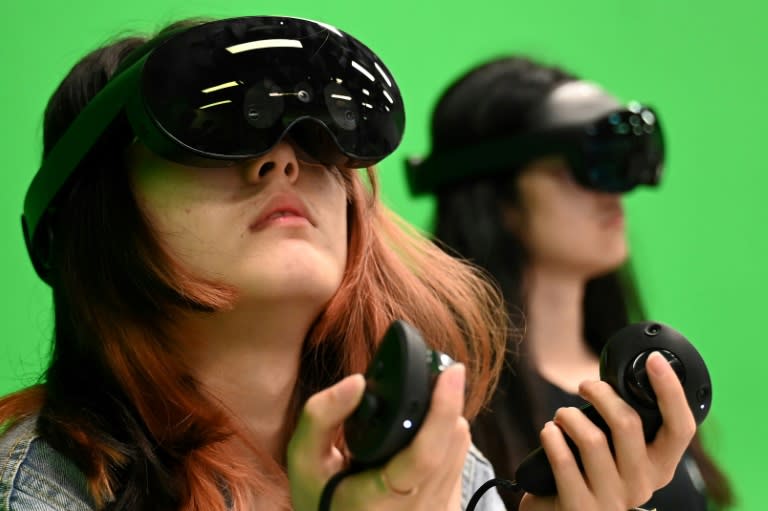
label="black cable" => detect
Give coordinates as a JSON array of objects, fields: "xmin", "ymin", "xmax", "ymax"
[
  {"xmin": 466, "ymin": 478, "xmax": 520, "ymax": 511},
  {"xmin": 319, "ymin": 471, "xmax": 519, "ymax": 511},
  {"xmin": 317, "ymin": 467, "xmax": 358, "ymax": 511}
]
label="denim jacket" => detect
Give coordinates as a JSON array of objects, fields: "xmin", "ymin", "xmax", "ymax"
[{"xmin": 1, "ymin": 417, "xmax": 505, "ymax": 510}]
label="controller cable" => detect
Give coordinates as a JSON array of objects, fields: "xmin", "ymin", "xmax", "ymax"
[
  {"xmin": 463, "ymin": 478, "xmax": 655, "ymax": 511},
  {"xmin": 320, "ymin": 473, "xmax": 656, "ymax": 511},
  {"xmin": 318, "ymin": 471, "xmax": 519, "ymax": 511},
  {"xmin": 465, "ymin": 478, "xmax": 519, "ymax": 510},
  {"xmin": 317, "ymin": 465, "xmax": 362, "ymax": 511}
]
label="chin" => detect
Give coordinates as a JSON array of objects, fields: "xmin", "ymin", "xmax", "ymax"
[
  {"xmin": 237, "ymin": 266, "xmax": 344, "ymax": 303},
  {"xmin": 586, "ymin": 248, "xmax": 629, "ymax": 278},
  {"xmin": 220, "ymin": 240, "xmax": 346, "ymax": 301}
]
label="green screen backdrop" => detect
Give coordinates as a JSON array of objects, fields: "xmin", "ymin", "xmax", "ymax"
[{"xmin": 1, "ymin": 1, "xmax": 765, "ymax": 508}]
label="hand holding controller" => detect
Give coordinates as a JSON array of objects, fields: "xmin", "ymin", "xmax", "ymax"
[
  {"xmin": 344, "ymin": 319, "xmax": 455, "ymax": 468},
  {"xmin": 514, "ymin": 321, "xmax": 712, "ymax": 496},
  {"xmin": 318, "ymin": 320, "xmax": 456, "ymax": 511}
]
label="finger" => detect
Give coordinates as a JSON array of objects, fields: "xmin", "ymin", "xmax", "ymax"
[
  {"xmin": 424, "ymin": 416, "xmax": 471, "ymax": 501},
  {"xmin": 645, "ymin": 351, "xmax": 696, "ymax": 483},
  {"xmin": 578, "ymin": 380, "xmax": 652, "ymax": 502},
  {"xmin": 332, "ymin": 455, "xmax": 440, "ymax": 507},
  {"xmin": 553, "ymin": 406, "xmax": 621, "ymax": 499},
  {"xmin": 347, "ymin": 417, "xmax": 470, "ymax": 507},
  {"xmin": 384, "ymin": 363, "xmax": 466, "ymax": 491},
  {"xmin": 289, "ymin": 374, "xmax": 366, "ymax": 464},
  {"xmin": 538, "ymin": 420, "xmax": 589, "ymax": 504}
]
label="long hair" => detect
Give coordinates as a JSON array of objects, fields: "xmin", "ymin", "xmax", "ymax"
[
  {"xmin": 0, "ymin": 21, "xmax": 508, "ymax": 511},
  {"xmin": 429, "ymin": 56, "xmax": 733, "ymax": 509}
]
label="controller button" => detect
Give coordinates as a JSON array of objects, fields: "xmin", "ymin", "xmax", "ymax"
[
  {"xmin": 626, "ymin": 349, "xmax": 686, "ymax": 407},
  {"xmin": 644, "ymin": 323, "xmax": 662, "ymax": 336},
  {"xmin": 696, "ymin": 385, "xmax": 711, "ymax": 405}
]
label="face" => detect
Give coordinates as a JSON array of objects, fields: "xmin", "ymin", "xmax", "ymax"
[
  {"xmin": 129, "ymin": 140, "xmax": 349, "ymax": 307},
  {"xmin": 502, "ymin": 156, "xmax": 628, "ymax": 278}
]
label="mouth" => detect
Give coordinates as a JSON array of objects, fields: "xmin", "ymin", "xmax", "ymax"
[
  {"xmin": 600, "ymin": 205, "xmax": 625, "ymax": 226},
  {"xmin": 265, "ymin": 209, "xmax": 304, "ymax": 221},
  {"xmin": 250, "ymin": 194, "xmax": 314, "ymax": 231}
]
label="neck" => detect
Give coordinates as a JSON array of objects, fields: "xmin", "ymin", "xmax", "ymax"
[
  {"xmin": 524, "ymin": 264, "xmax": 599, "ymax": 393},
  {"xmin": 178, "ymin": 299, "xmax": 318, "ymax": 462}
]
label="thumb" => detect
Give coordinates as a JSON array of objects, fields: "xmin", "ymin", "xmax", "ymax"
[{"xmin": 291, "ymin": 374, "xmax": 366, "ymax": 462}]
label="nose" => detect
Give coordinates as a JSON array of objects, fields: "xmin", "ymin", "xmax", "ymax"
[{"xmin": 242, "ymin": 141, "xmax": 300, "ymax": 184}]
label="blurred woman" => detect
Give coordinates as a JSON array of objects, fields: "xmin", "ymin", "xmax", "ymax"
[{"xmin": 406, "ymin": 55, "xmax": 733, "ymax": 510}]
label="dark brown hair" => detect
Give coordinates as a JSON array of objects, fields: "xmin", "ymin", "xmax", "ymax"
[{"xmin": 430, "ymin": 55, "xmax": 734, "ymax": 510}]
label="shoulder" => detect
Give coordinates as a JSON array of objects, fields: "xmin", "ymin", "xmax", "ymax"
[
  {"xmin": 461, "ymin": 443, "xmax": 507, "ymax": 510},
  {"xmin": 0, "ymin": 416, "xmax": 95, "ymax": 511}
]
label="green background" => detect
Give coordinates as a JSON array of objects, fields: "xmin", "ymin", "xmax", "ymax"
[{"xmin": 1, "ymin": 0, "xmax": 765, "ymax": 508}]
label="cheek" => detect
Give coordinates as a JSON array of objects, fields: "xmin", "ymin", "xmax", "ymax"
[
  {"xmin": 523, "ymin": 204, "xmax": 627, "ymax": 267},
  {"xmin": 522, "ymin": 202, "xmax": 582, "ymax": 252},
  {"xmin": 301, "ymin": 171, "xmax": 350, "ymax": 276},
  {"xmin": 135, "ymin": 183, "xmax": 235, "ymax": 276},
  {"xmin": 331, "ymin": 196, "xmax": 350, "ymax": 273},
  {"xmin": 323, "ymin": 173, "xmax": 351, "ymax": 259}
]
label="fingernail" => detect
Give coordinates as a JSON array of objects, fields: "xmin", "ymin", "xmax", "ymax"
[
  {"xmin": 448, "ymin": 363, "xmax": 466, "ymax": 391},
  {"xmin": 646, "ymin": 351, "xmax": 668, "ymax": 375},
  {"xmin": 340, "ymin": 373, "xmax": 365, "ymax": 398}
]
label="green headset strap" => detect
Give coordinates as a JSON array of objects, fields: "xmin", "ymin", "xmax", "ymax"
[
  {"xmin": 23, "ymin": 56, "xmax": 145, "ymax": 239},
  {"xmin": 22, "ymin": 24, "xmax": 192, "ymax": 240}
]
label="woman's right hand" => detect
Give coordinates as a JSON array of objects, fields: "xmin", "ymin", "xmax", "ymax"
[
  {"xmin": 519, "ymin": 351, "xmax": 697, "ymax": 511},
  {"xmin": 287, "ymin": 363, "xmax": 471, "ymax": 511}
]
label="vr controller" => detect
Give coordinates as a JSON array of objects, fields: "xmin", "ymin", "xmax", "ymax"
[
  {"xmin": 344, "ymin": 319, "xmax": 455, "ymax": 467},
  {"xmin": 344, "ymin": 319, "xmax": 712, "ymax": 498},
  {"xmin": 515, "ymin": 321, "xmax": 712, "ymax": 495}
]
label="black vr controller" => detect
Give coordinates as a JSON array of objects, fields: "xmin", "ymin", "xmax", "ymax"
[
  {"xmin": 319, "ymin": 320, "xmax": 452, "ymax": 511},
  {"xmin": 515, "ymin": 321, "xmax": 713, "ymax": 496},
  {"xmin": 344, "ymin": 319, "xmax": 455, "ymax": 468}
]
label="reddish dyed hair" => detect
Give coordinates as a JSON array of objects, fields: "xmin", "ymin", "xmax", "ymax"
[{"xmin": 0, "ymin": 20, "xmax": 509, "ymax": 511}]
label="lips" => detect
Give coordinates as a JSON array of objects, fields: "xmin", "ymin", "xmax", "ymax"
[
  {"xmin": 599, "ymin": 204, "xmax": 625, "ymax": 227},
  {"xmin": 249, "ymin": 193, "xmax": 314, "ymax": 231}
]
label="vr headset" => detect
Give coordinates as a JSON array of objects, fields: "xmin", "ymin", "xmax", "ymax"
[
  {"xmin": 406, "ymin": 81, "xmax": 664, "ymax": 196},
  {"xmin": 23, "ymin": 16, "xmax": 406, "ymax": 283}
]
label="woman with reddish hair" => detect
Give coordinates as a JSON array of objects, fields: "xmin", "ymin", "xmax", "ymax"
[{"xmin": 1, "ymin": 17, "xmax": 697, "ymax": 511}]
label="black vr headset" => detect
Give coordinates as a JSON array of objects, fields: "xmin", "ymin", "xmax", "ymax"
[
  {"xmin": 23, "ymin": 16, "xmax": 406, "ymax": 283},
  {"xmin": 406, "ymin": 81, "xmax": 664, "ymax": 196}
]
